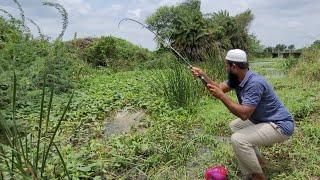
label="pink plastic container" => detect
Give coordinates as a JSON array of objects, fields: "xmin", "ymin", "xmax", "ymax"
[{"xmin": 204, "ymin": 165, "xmax": 228, "ymax": 180}]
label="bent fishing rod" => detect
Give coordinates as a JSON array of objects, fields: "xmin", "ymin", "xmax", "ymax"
[{"xmin": 118, "ymin": 18, "xmax": 214, "ymax": 86}]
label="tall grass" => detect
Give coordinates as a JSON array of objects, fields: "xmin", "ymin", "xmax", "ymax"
[
  {"xmin": 152, "ymin": 60, "xmax": 203, "ymax": 110},
  {"xmin": 0, "ymin": 71, "xmax": 73, "ymax": 179},
  {"xmin": 282, "ymin": 56, "xmax": 299, "ymax": 70},
  {"xmin": 151, "ymin": 48, "xmax": 226, "ymax": 111},
  {"xmin": 198, "ymin": 49, "xmax": 226, "ymax": 82},
  {"xmin": 0, "ymin": 1, "xmax": 74, "ymax": 179}
]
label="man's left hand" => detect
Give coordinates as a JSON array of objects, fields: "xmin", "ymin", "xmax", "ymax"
[{"xmin": 207, "ymin": 83, "xmax": 225, "ymax": 100}]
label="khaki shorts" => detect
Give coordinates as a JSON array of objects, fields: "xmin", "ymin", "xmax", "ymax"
[{"xmin": 229, "ymin": 118, "xmax": 290, "ymax": 175}]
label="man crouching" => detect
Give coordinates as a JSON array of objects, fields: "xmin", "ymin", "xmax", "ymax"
[{"xmin": 192, "ymin": 49, "xmax": 294, "ymax": 180}]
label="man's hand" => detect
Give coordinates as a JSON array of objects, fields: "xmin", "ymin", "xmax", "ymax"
[
  {"xmin": 191, "ymin": 67, "xmax": 204, "ymax": 78},
  {"xmin": 207, "ymin": 83, "xmax": 225, "ymax": 99}
]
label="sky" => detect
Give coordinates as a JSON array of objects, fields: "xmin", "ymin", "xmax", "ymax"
[{"xmin": 1, "ymin": 0, "xmax": 319, "ymax": 50}]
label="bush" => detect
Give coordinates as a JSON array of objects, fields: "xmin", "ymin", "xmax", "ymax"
[
  {"xmin": 282, "ymin": 56, "xmax": 299, "ymax": 70},
  {"xmin": 83, "ymin": 36, "xmax": 117, "ymax": 66},
  {"xmin": 31, "ymin": 41, "xmax": 83, "ymax": 93},
  {"xmin": 0, "ymin": 17, "xmax": 23, "ymax": 44},
  {"xmin": 291, "ymin": 48, "xmax": 320, "ymax": 81},
  {"xmin": 82, "ymin": 36, "xmax": 153, "ymax": 70},
  {"xmin": 292, "ymin": 61, "xmax": 320, "ymax": 81},
  {"xmin": 143, "ymin": 52, "xmax": 176, "ymax": 70},
  {"xmin": 0, "ymin": 36, "xmax": 82, "ymax": 94}
]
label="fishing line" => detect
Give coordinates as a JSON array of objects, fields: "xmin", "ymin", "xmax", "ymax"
[{"xmin": 118, "ymin": 18, "xmax": 213, "ymax": 85}]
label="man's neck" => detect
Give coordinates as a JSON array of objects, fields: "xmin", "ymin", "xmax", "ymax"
[{"xmin": 238, "ymin": 69, "xmax": 249, "ymax": 82}]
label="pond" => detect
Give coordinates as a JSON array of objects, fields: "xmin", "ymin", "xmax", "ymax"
[{"xmin": 251, "ymin": 61, "xmax": 284, "ymax": 78}]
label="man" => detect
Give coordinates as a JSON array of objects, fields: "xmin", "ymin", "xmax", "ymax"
[{"xmin": 191, "ymin": 49, "xmax": 294, "ymax": 180}]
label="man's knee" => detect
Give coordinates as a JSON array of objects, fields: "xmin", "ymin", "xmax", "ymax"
[
  {"xmin": 230, "ymin": 132, "xmax": 246, "ymax": 147},
  {"xmin": 229, "ymin": 119, "xmax": 240, "ymax": 132}
]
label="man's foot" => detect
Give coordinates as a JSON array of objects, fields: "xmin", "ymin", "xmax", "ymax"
[
  {"xmin": 257, "ymin": 156, "xmax": 267, "ymax": 168},
  {"xmin": 243, "ymin": 173, "xmax": 267, "ymax": 180},
  {"xmin": 251, "ymin": 173, "xmax": 267, "ymax": 180}
]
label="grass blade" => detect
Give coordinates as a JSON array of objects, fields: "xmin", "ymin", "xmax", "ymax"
[
  {"xmin": 35, "ymin": 73, "xmax": 46, "ymax": 170},
  {"xmin": 0, "ymin": 146, "xmax": 10, "ymax": 174},
  {"xmin": 45, "ymin": 86, "xmax": 54, "ymax": 133},
  {"xmin": 53, "ymin": 143, "xmax": 70, "ymax": 179},
  {"xmin": 40, "ymin": 91, "xmax": 74, "ymax": 177}
]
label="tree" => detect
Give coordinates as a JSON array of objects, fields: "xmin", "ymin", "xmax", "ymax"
[
  {"xmin": 311, "ymin": 40, "xmax": 320, "ymax": 48},
  {"xmin": 274, "ymin": 44, "xmax": 287, "ymax": 52},
  {"xmin": 147, "ymin": 0, "xmax": 212, "ymax": 61},
  {"xmin": 146, "ymin": 0, "xmax": 254, "ymax": 61},
  {"xmin": 249, "ymin": 34, "xmax": 264, "ymax": 54},
  {"xmin": 288, "ymin": 44, "xmax": 295, "ymax": 50},
  {"xmin": 264, "ymin": 47, "xmax": 273, "ymax": 53},
  {"xmin": 145, "ymin": 6, "xmax": 176, "ymax": 44}
]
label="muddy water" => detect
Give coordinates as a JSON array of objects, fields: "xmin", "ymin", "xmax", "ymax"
[
  {"xmin": 251, "ymin": 61, "xmax": 284, "ymax": 78},
  {"xmin": 104, "ymin": 109, "xmax": 146, "ymax": 136}
]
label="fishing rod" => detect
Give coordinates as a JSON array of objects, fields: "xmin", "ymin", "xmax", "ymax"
[{"xmin": 118, "ymin": 18, "xmax": 214, "ymax": 86}]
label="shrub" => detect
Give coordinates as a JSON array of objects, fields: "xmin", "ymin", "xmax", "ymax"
[
  {"xmin": 83, "ymin": 36, "xmax": 117, "ymax": 66},
  {"xmin": 291, "ymin": 48, "xmax": 320, "ymax": 81},
  {"xmin": 31, "ymin": 41, "xmax": 83, "ymax": 93},
  {"xmin": 282, "ymin": 56, "xmax": 299, "ymax": 70},
  {"xmin": 82, "ymin": 36, "xmax": 153, "ymax": 70},
  {"xmin": 0, "ymin": 17, "xmax": 23, "ymax": 44},
  {"xmin": 143, "ymin": 52, "xmax": 176, "ymax": 70}
]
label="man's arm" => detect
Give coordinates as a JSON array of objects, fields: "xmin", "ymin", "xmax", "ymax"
[
  {"xmin": 207, "ymin": 84, "xmax": 255, "ymax": 120},
  {"xmin": 219, "ymin": 94, "xmax": 255, "ymax": 120},
  {"xmin": 219, "ymin": 82, "xmax": 231, "ymax": 93},
  {"xmin": 191, "ymin": 67, "xmax": 231, "ymax": 93}
]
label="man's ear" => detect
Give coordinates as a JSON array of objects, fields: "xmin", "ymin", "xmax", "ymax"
[
  {"xmin": 231, "ymin": 63, "xmax": 236, "ymax": 70},
  {"xmin": 233, "ymin": 63, "xmax": 240, "ymax": 71}
]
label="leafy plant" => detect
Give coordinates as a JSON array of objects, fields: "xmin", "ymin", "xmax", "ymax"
[
  {"xmin": 82, "ymin": 36, "xmax": 153, "ymax": 70},
  {"xmin": 83, "ymin": 36, "xmax": 117, "ymax": 67},
  {"xmin": 291, "ymin": 48, "xmax": 320, "ymax": 81},
  {"xmin": 282, "ymin": 56, "xmax": 299, "ymax": 70}
]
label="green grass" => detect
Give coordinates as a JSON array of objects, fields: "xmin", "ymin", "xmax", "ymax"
[
  {"xmin": 2, "ymin": 56, "xmax": 319, "ymax": 179},
  {"xmin": 1, "ymin": 14, "xmax": 319, "ymax": 178}
]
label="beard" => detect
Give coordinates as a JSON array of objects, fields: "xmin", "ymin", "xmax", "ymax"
[{"xmin": 228, "ymin": 72, "xmax": 240, "ymax": 89}]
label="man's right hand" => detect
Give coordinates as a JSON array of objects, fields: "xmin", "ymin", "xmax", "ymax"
[{"xmin": 191, "ymin": 67, "xmax": 204, "ymax": 78}]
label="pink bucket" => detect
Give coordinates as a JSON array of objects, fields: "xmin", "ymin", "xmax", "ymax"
[{"xmin": 204, "ymin": 165, "xmax": 228, "ymax": 180}]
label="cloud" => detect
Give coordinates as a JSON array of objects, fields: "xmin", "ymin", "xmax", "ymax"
[
  {"xmin": 111, "ymin": 4, "xmax": 123, "ymax": 12},
  {"xmin": 128, "ymin": 8, "xmax": 142, "ymax": 18},
  {"xmin": 287, "ymin": 21, "xmax": 303, "ymax": 28},
  {"xmin": 56, "ymin": 0, "xmax": 91, "ymax": 15}
]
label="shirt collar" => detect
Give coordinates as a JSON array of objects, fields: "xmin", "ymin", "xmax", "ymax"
[{"xmin": 239, "ymin": 70, "xmax": 253, "ymax": 88}]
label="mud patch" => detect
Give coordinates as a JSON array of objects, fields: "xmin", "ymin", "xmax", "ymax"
[{"xmin": 104, "ymin": 108, "xmax": 146, "ymax": 136}]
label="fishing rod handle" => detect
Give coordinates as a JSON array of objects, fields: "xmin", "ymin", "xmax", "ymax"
[
  {"xmin": 189, "ymin": 65, "xmax": 212, "ymax": 86},
  {"xmin": 199, "ymin": 75, "xmax": 212, "ymax": 87}
]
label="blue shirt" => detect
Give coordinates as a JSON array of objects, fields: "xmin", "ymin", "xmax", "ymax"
[{"xmin": 227, "ymin": 70, "xmax": 294, "ymax": 136}]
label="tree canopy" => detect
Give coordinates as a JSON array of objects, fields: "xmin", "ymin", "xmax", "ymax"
[{"xmin": 146, "ymin": 0, "xmax": 254, "ymax": 61}]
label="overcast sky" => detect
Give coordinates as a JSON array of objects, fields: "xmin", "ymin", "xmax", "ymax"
[{"xmin": 1, "ymin": 0, "xmax": 319, "ymax": 50}]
